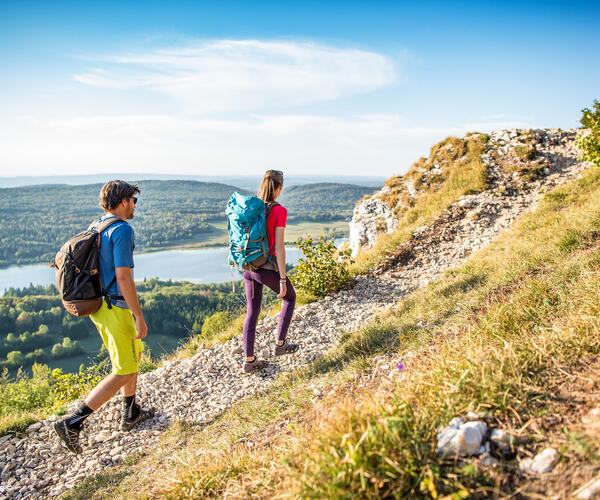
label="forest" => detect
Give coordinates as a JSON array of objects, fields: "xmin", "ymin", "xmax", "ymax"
[{"xmin": 0, "ymin": 180, "xmax": 375, "ymax": 266}]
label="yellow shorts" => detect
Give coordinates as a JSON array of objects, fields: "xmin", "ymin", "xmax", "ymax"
[{"xmin": 90, "ymin": 301, "xmax": 143, "ymax": 375}]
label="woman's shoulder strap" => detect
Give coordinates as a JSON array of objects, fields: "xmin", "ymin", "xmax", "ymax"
[{"xmin": 266, "ymin": 201, "xmax": 281, "ymax": 216}]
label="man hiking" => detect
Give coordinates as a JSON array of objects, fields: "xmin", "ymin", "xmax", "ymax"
[{"xmin": 54, "ymin": 180, "xmax": 155, "ymax": 454}]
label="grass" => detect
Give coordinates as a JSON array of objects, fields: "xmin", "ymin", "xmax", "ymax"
[
  {"xmin": 513, "ymin": 144, "xmax": 536, "ymax": 161},
  {"xmin": 351, "ymin": 135, "xmax": 489, "ymax": 275},
  {"xmin": 0, "ymin": 362, "xmax": 103, "ymax": 435},
  {"xmin": 122, "ymin": 165, "xmax": 600, "ymax": 498}
]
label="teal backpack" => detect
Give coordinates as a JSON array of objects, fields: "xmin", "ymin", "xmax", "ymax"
[{"xmin": 226, "ymin": 192, "xmax": 278, "ymax": 272}]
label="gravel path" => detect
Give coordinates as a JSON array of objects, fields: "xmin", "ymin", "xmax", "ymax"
[{"xmin": 0, "ymin": 129, "xmax": 589, "ymax": 499}]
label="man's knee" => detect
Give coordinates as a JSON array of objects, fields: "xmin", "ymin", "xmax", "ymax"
[{"xmin": 114, "ymin": 372, "xmax": 138, "ymax": 382}]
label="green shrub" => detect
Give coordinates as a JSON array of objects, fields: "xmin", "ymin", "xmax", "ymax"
[
  {"xmin": 201, "ymin": 311, "xmax": 233, "ymax": 340},
  {"xmin": 293, "ymin": 237, "xmax": 354, "ymax": 298},
  {"xmin": 50, "ymin": 365, "xmax": 103, "ymax": 403},
  {"xmin": 0, "ymin": 364, "xmax": 55, "ymax": 415},
  {"xmin": 578, "ymin": 99, "xmax": 600, "ymax": 167}
]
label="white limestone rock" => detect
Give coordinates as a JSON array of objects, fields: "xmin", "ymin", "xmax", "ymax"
[
  {"xmin": 458, "ymin": 197, "xmax": 478, "ymax": 209},
  {"xmin": 26, "ymin": 422, "xmax": 42, "ymax": 434},
  {"xmin": 348, "ymin": 194, "xmax": 396, "ymax": 255},
  {"xmin": 489, "ymin": 429, "xmax": 516, "ymax": 453},
  {"xmin": 437, "ymin": 418, "xmax": 488, "ymax": 457},
  {"xmin": 519, "ymin": 447, "xmax": 559, "ymax": 474}
]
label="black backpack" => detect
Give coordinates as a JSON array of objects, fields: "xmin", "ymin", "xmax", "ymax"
[{"xmin": 51, "ymin": 217, "xmax": 124, "ymax": 316}]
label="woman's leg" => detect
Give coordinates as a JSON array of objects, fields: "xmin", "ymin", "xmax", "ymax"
[
  {"xmin": 251, "ymin": 270, "xmax": 296, "ymax": 344},
  {"xmin": 242, "ymin": 271, "xmax": 263, "ymax": 358}
]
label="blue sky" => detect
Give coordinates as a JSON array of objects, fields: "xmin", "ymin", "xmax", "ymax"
[{"xmin": 0, "ymin": 0, "xmax": 598, "ymax": 178}]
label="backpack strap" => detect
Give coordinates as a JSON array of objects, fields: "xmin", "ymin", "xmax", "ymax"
[
  {"xmin": 265, "ymin": 201, "xmax": 280, "ymax": 218},
  {"xmin": 102, "ymin": 276, "xmax": 124, "ymax": 310},
  {"xmin": 89, "ymin": 217, "xmax": 126, "ymax": 309},
  {"xmin": 88, "ymin": 216, "xmax": 125, "ymax": 234},
  {"xmin": 264, "ymin": 201, "xmax": 281, "ymax": 262}
]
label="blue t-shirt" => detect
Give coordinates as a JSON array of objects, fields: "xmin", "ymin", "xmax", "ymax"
[{"xmin": 97, "ymin": 215, "xmax": 135, "ymax": 309}]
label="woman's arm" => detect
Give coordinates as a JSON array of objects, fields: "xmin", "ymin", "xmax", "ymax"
[{"xmin": 274, "ymin": 226, "xmax": 287, "ymax": 298}]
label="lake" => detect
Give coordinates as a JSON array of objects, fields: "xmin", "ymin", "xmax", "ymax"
[{"xmin": 0, "ymin": 242, "xmax": 343, "ymax": 294}]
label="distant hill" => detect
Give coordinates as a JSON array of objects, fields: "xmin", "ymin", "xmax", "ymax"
[
  {"xmin": 0, "ymin": 174, "xmax": 385, "ymax": 190},
  {"xmin": 0, "ymin": 180, "xmax": 380, "ymax": 267},
  {"xmin": 279, "ymin": 183, "xmax": 376, "ymax": 221}
]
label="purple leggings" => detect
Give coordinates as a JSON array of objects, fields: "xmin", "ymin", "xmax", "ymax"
[{"xmin": 242, "ymin": 269, "xmax": 296, "ymax": 357}]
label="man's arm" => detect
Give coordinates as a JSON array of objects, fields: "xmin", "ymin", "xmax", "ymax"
[{"xmin": 115, "ymin": 266, "xmax": 148, "ymax": 339}]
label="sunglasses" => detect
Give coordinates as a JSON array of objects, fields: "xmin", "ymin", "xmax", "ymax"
[{"xmin": 130, "ymin": 196, "xmax": 138, "ymax": 205}]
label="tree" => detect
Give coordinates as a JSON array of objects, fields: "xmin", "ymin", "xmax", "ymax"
[
  {"xmin": 578, "ymin": 99, "xmax": 600, "ymax": 167},
  {"xmin": 15, "ymin": 311, "xmax": 36, "ymax": 332},
  {"xmin": 6, "ymin": 350, "xmax": 25, "ymax": 367},
  {"xmin": 36, "ymin": 324, "xmax": 50, "ymax": 336}
]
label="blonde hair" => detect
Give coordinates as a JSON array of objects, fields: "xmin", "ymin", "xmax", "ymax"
[{"xmin": 257, "ymin": 170, "xmax": 283, "ymax": 202}]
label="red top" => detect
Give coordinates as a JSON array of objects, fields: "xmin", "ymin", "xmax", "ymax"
[{"xmin": 267, "ymin": 204, "xmax": 287, "ymax": 256}]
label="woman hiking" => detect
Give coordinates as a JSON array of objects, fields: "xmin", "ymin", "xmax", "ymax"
[{"xmin": 243, "ymin": 170, "xmax": 298, "ymax": 374}]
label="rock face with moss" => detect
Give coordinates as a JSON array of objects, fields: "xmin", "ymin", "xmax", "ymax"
[{"xmin": 349, "ymin": 128, "xmax": 584, "ymax": 256}]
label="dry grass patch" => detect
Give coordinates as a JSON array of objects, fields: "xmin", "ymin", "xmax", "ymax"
[{"xmin": 351, "ymin": 135, "xmax": 489, "ymax": 275}]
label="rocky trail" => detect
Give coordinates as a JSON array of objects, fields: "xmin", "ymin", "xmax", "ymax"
[{"xmin": 0, "ymin": 129, "xmax": 590, "ymax": 499}]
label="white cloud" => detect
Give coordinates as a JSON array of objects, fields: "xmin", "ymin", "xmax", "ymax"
[
  {"xmin": 73, "ymin": 40, "xmax": 398, "ymax": 113},
  {"xmin": 0, "ymin": 114, "xmax": 534, "ymax": 178}
]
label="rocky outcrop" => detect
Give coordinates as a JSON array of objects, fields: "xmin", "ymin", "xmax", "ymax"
[
  {"xmin": 348, "ymin": 190, "xmax": 397, "ymax": 254},
  {"xmin": 348, "ymin": 128, "xmax": 586, "ymax": 256}
]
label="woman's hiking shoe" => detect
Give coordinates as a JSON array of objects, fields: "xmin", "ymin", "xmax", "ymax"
[
  {"xmin": 120, "ymin": 405, "xmax": 156, "ymax": 431},
  {"xmin": 53, "ymin": 420, "xmax": 83, "ymax": 455},
  {"xmin": 243, "ymin": 358, "xmax": 268, "ymax": 374},
  {"xmin": 274, "ymin": 340, "xmax": 299, "ymax": 356}
]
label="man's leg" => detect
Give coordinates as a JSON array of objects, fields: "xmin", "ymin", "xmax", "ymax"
[
  {"xmin": 54, "ymin": 303, "xmax": 152, "ymax": 453},
  {"xmin": 121, "ymin": 372, "xmax": 138, "ymax": 397},
  {"xmin": 85, "ymin": 373, "xmax": 137, "ymax": 410},
  {"xmin": 53, "ymin": 372, "xmax": 135, "ymax": 455}
]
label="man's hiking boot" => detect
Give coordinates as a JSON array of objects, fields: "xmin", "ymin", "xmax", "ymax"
[
  {"xmin": 54, "ymin": 419, "xmax": 83, "ymax": 454},
  {"xmin": 243, "ymin": 358, "xmax": 268, "ymax": 374},
  {"xmin": 121, "ymin": 405, "xmax": 156, "ymax": 431},
  {"xmin": 274, "ymin": 340, "xmax": 299, "ymax": 356}
]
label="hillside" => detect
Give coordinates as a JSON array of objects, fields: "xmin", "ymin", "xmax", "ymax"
[
  {"xmin": 0, "ymin": 180, "xmax": 241, "ymax": 267},
  {"xmin": 279, "ymin": 183, "xmax": 377, "ymax": 221},
  {"xmin": 0, "ymin": 181, "xmax": 375, "ymax": 267},
  {"xmin": 2, "ymin": 128, "xmax": 599, "ymax": 499}
]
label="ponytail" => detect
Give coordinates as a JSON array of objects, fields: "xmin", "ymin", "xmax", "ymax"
[{"xmin": 257, "ymin": 170, "xmax": 283, "ymax": 202}]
